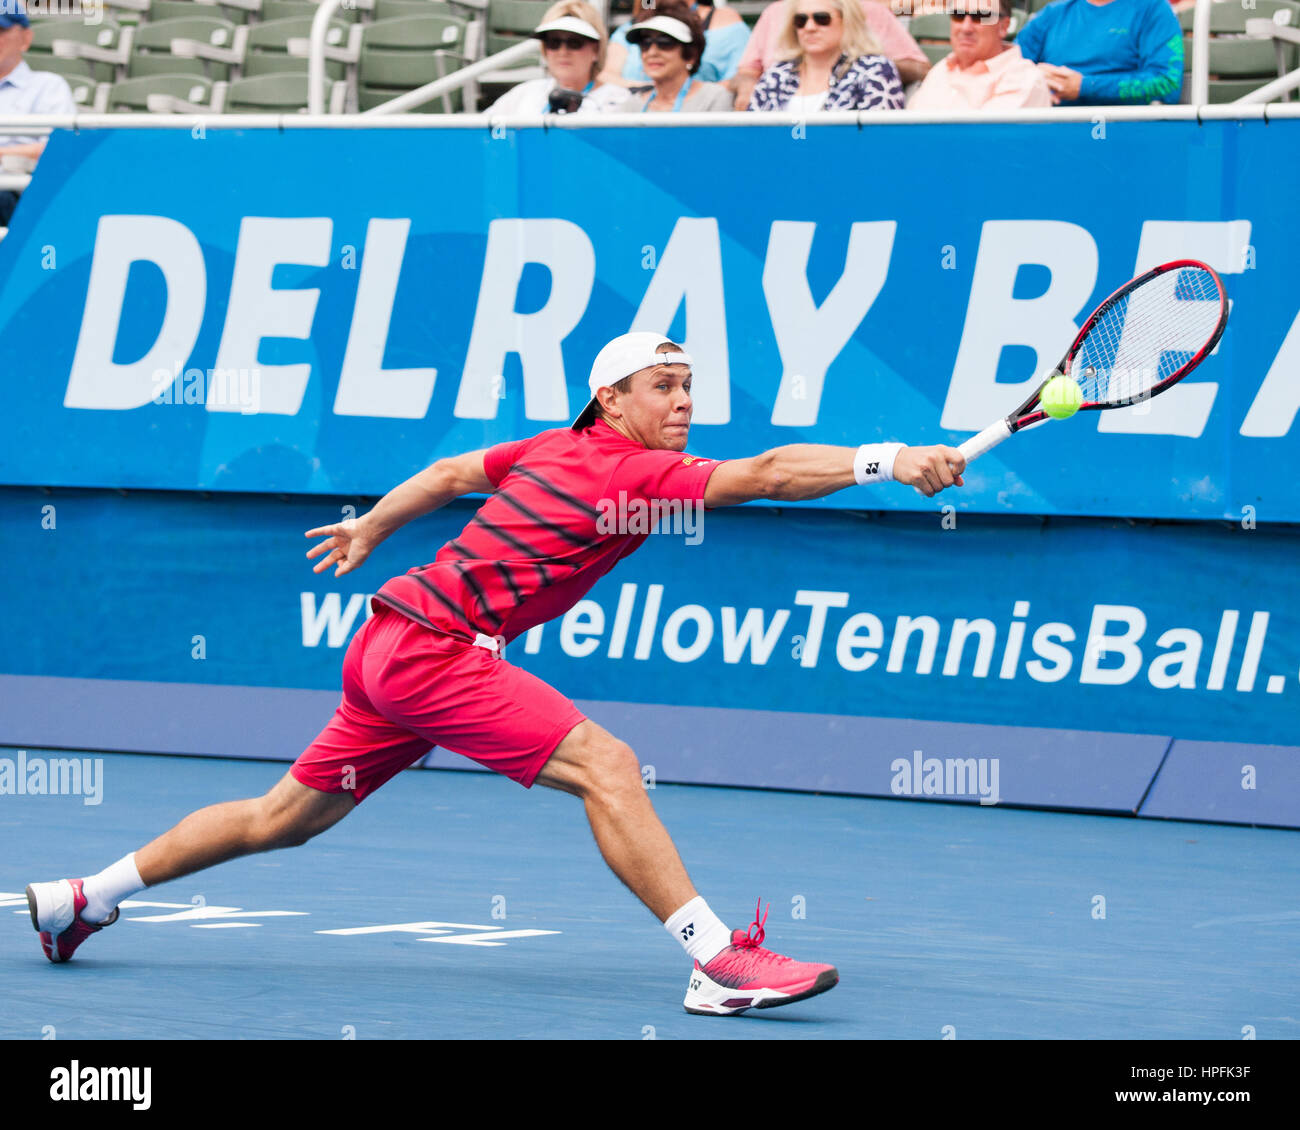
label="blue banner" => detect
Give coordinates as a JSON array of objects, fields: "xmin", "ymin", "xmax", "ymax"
[
  {"xmin": 3, "ymin": 486, "xmax": 1297, "ymax": 747},
  {"xmin": 0, "ymin": 120, "xmax": 1297, "ymax": 519}
]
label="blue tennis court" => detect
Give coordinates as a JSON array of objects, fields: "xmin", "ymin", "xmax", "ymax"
[{"xmin": 3, "ymin": 748, "xmax": 1295, "ymax": 1040}]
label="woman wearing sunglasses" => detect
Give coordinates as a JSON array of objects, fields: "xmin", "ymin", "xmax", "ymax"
[
  {"xmin": 615, "ymin": 1, "xmax": 734, "ymax": 113},
  {"xmin": 600, "ymin": 1, "xmax": 750, "ymax": 89},
  {"xmin": 748, "ymin": 0, "xmax": 904, "ymax": 113},
  {"xmin": 487, "ymin": 1, "xmax": 628, "ymax": 115}
]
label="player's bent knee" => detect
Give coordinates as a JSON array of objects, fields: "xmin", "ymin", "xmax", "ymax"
[
  {"xmin": 585, "ymin": 739, "xmax": 644, "ymax": 802},
  {"xmin": 252, "ymin": 784, "xmax": 350, "ymax": 851}
]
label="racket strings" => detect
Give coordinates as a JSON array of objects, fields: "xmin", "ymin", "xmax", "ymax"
[{"xmin": 1070, "ymin": 267, "xmax": 1222, "ymax": 407}]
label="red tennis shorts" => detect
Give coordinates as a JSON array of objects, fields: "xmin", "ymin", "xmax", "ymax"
[{"xmin": 290, "ymin": 605, "xmax": 587, "ymax": 802}]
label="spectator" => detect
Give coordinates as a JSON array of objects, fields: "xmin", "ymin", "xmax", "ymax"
[
  {"xmin": 602, "ymin": 2, "xmax": 750, "ymax": 88},
  {"xmin": 615, "ymin": 2, "xmax": 734, "ymax": 112},
  {"xmin": 733, "ymin": 0, "xmax": 929, "ymax": 110},
  {"xmin": 487, "ymin": 1, "xmax": 628, "ymax": 115},
  {"xmin": 908, "ymin": 1, "xmax": 1052, "ymax": 110},
  {"xmin": 749, "ymin": 0, "xmax": 904, "ymax": 112},
  {"xmin": 1015, "ymin": 0, "xmax": 1183, "ymax": 105},
  {"xmin": 0, "ymin": 2, "xmax": 75, "ymax": 228}
]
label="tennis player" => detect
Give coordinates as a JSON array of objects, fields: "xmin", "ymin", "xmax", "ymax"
[{"xmin": 27, "ymin": 332, "xmax": 965, "ymax": 1016}]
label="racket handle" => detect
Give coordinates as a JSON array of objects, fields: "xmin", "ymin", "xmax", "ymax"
[{"xmin": 957, "ymin": 418, "xmax": 1012, "ymax": 465}]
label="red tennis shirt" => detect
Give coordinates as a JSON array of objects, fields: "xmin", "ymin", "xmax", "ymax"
[{"xmin": 372, "ymin": 420, "xmax": 723, "ymax": 644}]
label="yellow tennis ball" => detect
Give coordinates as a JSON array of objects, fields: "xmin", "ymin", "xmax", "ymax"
[{"xmin": 1041, "ymin": 375, "xmax": 1083, "ymax": 420}]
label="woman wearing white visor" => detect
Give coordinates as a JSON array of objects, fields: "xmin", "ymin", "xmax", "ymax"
[
  {"xmin": 615, "ymin": 1, "xmax": 733, "ymax": 113},
  {"xmin": 487, "ymin": 1, "xmax": 628, "ymax": 116}
]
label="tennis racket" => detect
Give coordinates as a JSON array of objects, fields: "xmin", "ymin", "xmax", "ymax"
[{"xmin": 958, "ymin": 259, "xmax": 1229, "ymax": 464}]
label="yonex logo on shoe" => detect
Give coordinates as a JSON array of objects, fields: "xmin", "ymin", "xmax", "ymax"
[
  {"xmin": 680, "ymin": 922, "xmax": 695, "ymax": 940},
  {"xmin": 690, "ymin": 978, "xmax": 702, "ymax": 991}
]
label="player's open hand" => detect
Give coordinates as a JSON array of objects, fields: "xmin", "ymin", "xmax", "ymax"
[
  {"xmin": 893, "ymin": 445, "xmax": 966, "ymax": 498},
  {"xmin": 305, "ymin": 517, "xmax": 378, "ymax": 577}
]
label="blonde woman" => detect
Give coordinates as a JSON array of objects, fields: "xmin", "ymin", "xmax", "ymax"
[
  {"xmin": 488, "ymin": 0, "xmax": 628, "ymax": 115},
  {"xmin": 749, "ymin": 0, "xmax": 904, "ymax": 113}
]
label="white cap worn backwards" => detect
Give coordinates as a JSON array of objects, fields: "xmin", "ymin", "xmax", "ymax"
[{"xmin": 571, "ymin": 331, "xmax": 693, "ymax": 430}]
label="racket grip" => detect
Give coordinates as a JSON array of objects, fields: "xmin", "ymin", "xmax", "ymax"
[{"xmin": 957, "ymin": 419, "xmax": 1012, "ymax": 465}]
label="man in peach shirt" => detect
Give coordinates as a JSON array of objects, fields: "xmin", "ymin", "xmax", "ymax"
[
  {"xmin": 907, "ymin": 0, "xmax": 1052, "ymax": 110},
  {"xmin": 730, "ymin": 0, "xmax": 930, "ymax": 109}
]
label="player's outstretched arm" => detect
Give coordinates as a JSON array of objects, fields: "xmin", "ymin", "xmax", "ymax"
[
  {"xmin": 703, "ymin": 443, "xmax": 965, "ymax": 508},
  {"xmin": 305, "ymin": 449, "xmax": 493, "ymax": 576}
]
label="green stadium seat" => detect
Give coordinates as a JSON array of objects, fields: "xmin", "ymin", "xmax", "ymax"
[
  {"xmin": 129, "ymin": 16, "xmax": 238, "ymax": 79},
  {"xmin": 374, "ymin": 0, "xmax": 459, "ymax": 18},
  {"xmin": 67, "ymin": 74, "xmax": 97, "ymax": 105},
  {"xmin": 1178, "ymin": 0, "xmax": 1300, "ymax": 35},
  {"xmin": 147, "ymin": 0, "xmax": 241, "ymax": 22},
  {"xmin": 193, "ymin": 0, "xmax": 261, "ymax": 23},
  {"xmin": 471, "ymin": 0, "xmax": 548, "ymax": 105},
  {"xmin": 96, "ymin": 72, "xmax": 214, "ymax": 112},
  {"xmin": 483, "ymin": 0, "xmax": 548, "ymax": 55},
  {"xmin": 101, "ymin": 0, "xmax": 151, "ymax": 27},
  {"xmin": 907, "ymin": 12, "xmax": 952, "ymax": 43},
  {"xmin": 258, "ymin": 0, "xmax": 362, "ymax": 19},
  {"xmin": 26, "ymin": 53, "xmax": 97, "ymax": 84},
  {"xmin": 29, "ymin": 17, "xmax": 128, "ymax": 84},
  {"xmin": 243, "ymin": 16, "xmax": 349, "ymax": 79},
  {"xmin": 920, "ymin": 41, "xmax": 950, "ymax": 65},
  {"xmin": 216, "ymin": 71, "xmax": 347, "ymax": 112},
  {"xmin": 1187, "ymin": 34, "xmax": 1290, "ymax": 102},
  {"xmin": 358, "ymin": 14, "xmax": 471, "ymax": 112}
]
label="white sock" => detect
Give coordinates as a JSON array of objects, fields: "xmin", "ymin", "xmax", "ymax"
[
  {"xmin": 665, "ymin": 896, "xmax": 732, "ymax": 966},
  {"xmin": 81, "ymin": 853, "xmax": 145, "ymax": 924}
]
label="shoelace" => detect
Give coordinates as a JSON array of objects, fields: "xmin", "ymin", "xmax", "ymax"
[{"xmin": 734, "ymin": 898, "xmax": 779, "ymax": 954}]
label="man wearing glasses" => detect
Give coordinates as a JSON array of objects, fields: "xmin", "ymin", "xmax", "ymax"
[{"xmin": 908, "ymin": 1, "xmax": 1051, "ymax": 111}]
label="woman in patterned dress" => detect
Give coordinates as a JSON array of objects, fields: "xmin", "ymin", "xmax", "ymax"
[{"xmin": 748, "ymin": 0, "xmax": 904, "ymax": 112}]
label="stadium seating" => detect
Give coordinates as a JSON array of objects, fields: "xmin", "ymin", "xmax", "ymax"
[
  {"xmin": 907, "ymin": 13, "xmax": 954, "ymax": 65},
  {"xmin": 214, "ymin": 70, "xmax": 349, "ymax": 111},
  {"xmin": 355, "ymin": 13, "xmax": 473, "ymax": 111},
  {"xmin": 1179, "ymin": 2, "xmax": 1299, "ymax": 103},
  {"xmin": 29, "ymin": 17, "xmax": 129, "ymax": 84},
  {"xmin": 20, "ymin": 0, "xmax": 1300, "ymax": 117},
  {"xmin": 244, "ymin": 16, "xmax": 350, "ymax": 78},
  {"xmin": 473, "ymin": 0, "xmax": 548, "ymax": 102},
  {"xmin": 95, "ymin": 72, "xmax": 215, "ymax": 112},
  {"xmin": 1177, "ymin": 0, "xmax": 1300, "ymax": 34},
  {"xmin": 130, "ymin": 16, "xmax": 240, "ymax": 79}
]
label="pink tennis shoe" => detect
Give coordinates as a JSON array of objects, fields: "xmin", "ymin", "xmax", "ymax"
[
  {"xmin": 26, "ymin": 878, "xmax": 118, "ymax": 963},
  {"xmin": 683, "ymin": 900, "xmax": 839, "ymax": 1016}
]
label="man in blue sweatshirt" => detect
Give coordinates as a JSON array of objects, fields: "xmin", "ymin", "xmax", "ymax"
[{"xmin": 1016, "ymin": 0, "xmax": 1184, "ymax": 105}]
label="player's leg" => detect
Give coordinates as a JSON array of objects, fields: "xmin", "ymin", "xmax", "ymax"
[
  {"xmin": 25, "ymin": 774, "xmax": 356, "ymax": 963},
  {"xmin": 27, "ymin": 607, "xmax": 427, "ymax": 963},
  {"xmin": 132, "ymin": 771, "xmax": 356, "ymax": 886},
  {"xmin": 533, "ymin": 717, "xmax": 838, "ymax": 1015},
  {"xmin": 533, "ymin": 719, "xmax": 696, "ymax": 923}
]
